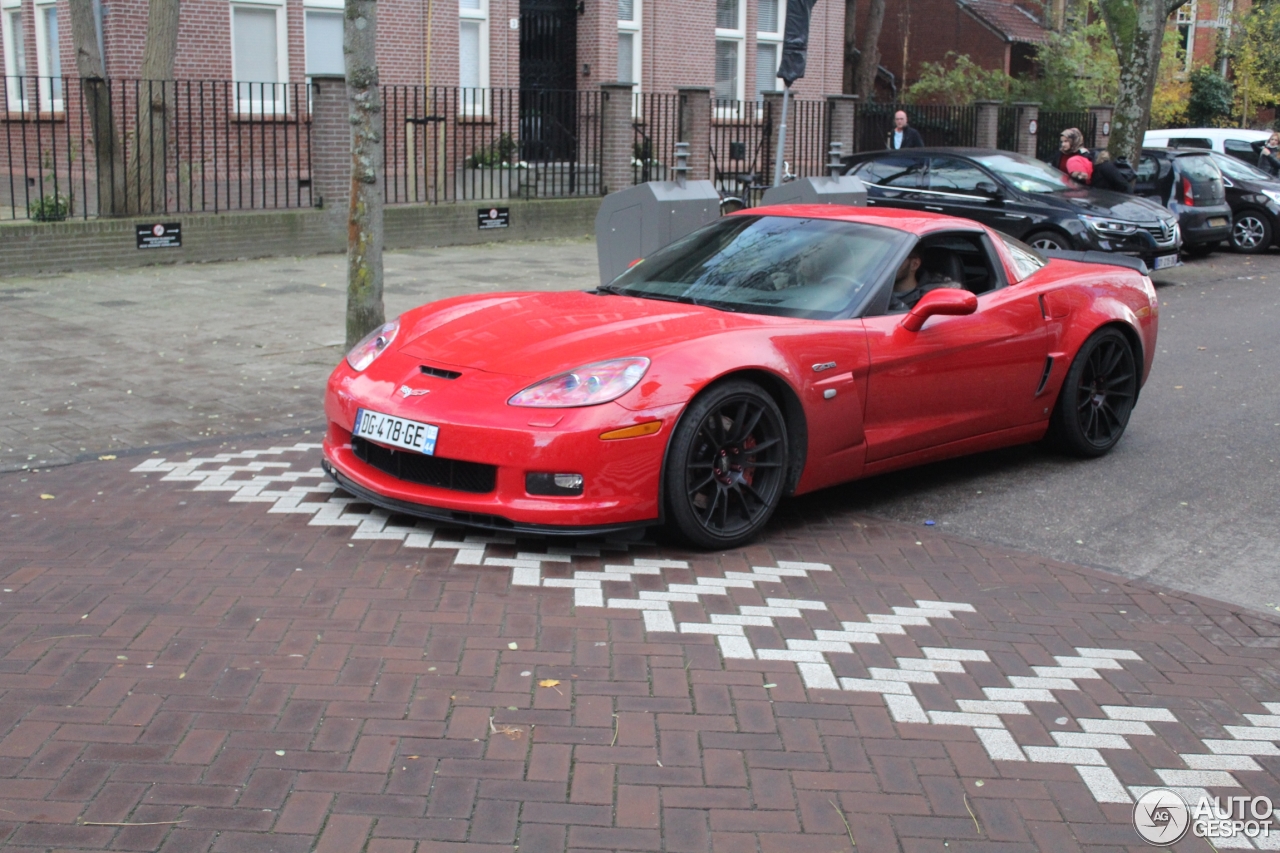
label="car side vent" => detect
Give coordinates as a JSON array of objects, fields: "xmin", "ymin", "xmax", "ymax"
[
  {"xmin": 1035, "ymin": 356, "xmax": 1054, "ymax": 396},
  {"xmin": 420, "ymin": 365, "xmax": 462, "ymax": 380}
]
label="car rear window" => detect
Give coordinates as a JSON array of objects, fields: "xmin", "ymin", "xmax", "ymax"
[{"xmin": 1177, "ymin": 155, "xmax": 1220, "ymax": 182}]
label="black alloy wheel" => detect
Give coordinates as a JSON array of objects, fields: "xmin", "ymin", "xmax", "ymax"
[
  {"xmin": 1025, "ymin": 230, "xmax": 1069, "ymax": 252},
  {"xmin": 1231, "ymin": 212, "xmax": 1272, "ymax": 253},
  {"xmin": 1050, "ymin": 328, "xmax": 1138, "ymax": 457},
  {"xmin": 665, "ymin": 381, "xmax": 789, "ymax": 549}
]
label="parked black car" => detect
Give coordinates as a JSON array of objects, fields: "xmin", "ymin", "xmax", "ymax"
[
  {"xmin": 1135, "ymin": 148, "xmax": 1233, "ymax": 256},
  {"xmin": 843, "ymin": 148, "xmax": 1182, "ymax": 271},
  {"xmin": 1207, "ymin": 151, "xmax": 1280, "ymax": 254}
]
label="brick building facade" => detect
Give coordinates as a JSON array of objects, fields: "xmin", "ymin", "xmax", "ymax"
[{"xmin": 1, "ymin": 0, "xmax": 844, "ymax": 100}]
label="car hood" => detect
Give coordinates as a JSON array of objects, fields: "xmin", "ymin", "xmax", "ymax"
[
  {"xmin": 397, "ymin": 290, "xmax": 774, "ymax": 378},
  {"xmin": 1047, "ymin": 189, "xmax": 1171, "ymax": 222}
]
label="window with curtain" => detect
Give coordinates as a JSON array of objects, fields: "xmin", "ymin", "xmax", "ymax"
[
  {"xmin": 714, "ymin": 0, "xmax": 743, "ymax": 103},
  {"xmin": 232, "ymin": 4, "xmax": 286, "ymax": 112},
  {"xmin": 618, "ymin": 0, "xmax": 640, "ymax": 89},
  {"xmin": 459, "ymin": 0, "xmax": 488, "ymax": 93},
  {"xmin": 2, "ymin": 4, "xmax": 27, "ymax": 110},
  {"xmin": 305, "ymin": 9, "xmax": 344, "ymax": 76},
  {"xmin": 35, "ymin": 1, "xmax": 61, "ymax": 108},
  {"xmin": 756, "ymin": 0, "xmax": 782, "ymax": 99}
]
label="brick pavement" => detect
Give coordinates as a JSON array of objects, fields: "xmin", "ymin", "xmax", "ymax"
[{"xmin": 0, "ymin": 441, "xmax": 1277, "ymax": 851}]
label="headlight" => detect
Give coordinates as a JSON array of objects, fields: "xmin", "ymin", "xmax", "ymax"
[
  {"xmin": 345, "ymin": 318, "xmax": 400, "ymax": 371},
  {"xmin": 1262, "ymin": 189, "xmax": 1280, "ymax": 206},
  {"xmin": 509, "ymin": 358, "xmax": 650, "ymax": 408},
  {"xmin": 1081, "ymin": 215, "xmax": 1139, "ymax": 235}
]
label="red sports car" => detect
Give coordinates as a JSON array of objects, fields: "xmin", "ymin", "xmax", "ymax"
[{"xmin": 323, "ymin": 206, "xmax": 1158, "ymax": 548}]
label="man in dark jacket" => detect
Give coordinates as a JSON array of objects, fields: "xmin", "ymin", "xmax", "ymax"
[
  {"xmin": 886, "ymin": 111, "xmax": 925, "ymax": 149},
  {"xmin": 1090, "ymin": 151, "xmax": 1136, "ymax": 193}
]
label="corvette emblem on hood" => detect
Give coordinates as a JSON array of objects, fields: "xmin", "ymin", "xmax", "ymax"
[{"xmin": 397, "ymin": 385, "xmax": 430, "ymax": 398}]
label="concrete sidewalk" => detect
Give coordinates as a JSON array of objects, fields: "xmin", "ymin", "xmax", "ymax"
[{"xmin": 0, "ymin": 238, "xmax": 597, "ymax": 473}]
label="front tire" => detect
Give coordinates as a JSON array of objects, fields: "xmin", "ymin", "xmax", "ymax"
[
  {"xmin": 1230, "ymin": 212, "xmax": 1272, "ymax": 253},
  {"xmin": 1025, "ymin": 230, "xmax": 1070, "ymax": 252},
  {"xmin": 1049, "ymin": 328, "xmax": 1138, "ymax": 458},
  {"xmin": 665, "ymin": 381, "xmax": 788, "ymax": 549}
]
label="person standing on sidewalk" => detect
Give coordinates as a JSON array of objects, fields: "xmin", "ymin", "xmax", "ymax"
[{"xmin": 886, "ymin": 111, "xmax": 924, "ymax": 149}]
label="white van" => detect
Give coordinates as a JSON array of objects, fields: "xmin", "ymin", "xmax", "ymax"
[{"xmin": 1143, "ymin": 128, "xmax": 1272, "ymax": 163}]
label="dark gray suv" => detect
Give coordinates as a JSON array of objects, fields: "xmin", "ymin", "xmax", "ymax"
[{"xmin": 1135, "ymin": 149, "xmax": 1234, "ymax": 256}]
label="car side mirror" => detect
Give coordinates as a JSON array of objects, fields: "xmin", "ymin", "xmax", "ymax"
[
  {"xmin": 900, "ymin": 289, "xmax": 978, "ymax": 332},
  {"xmin": 976, "ymin": 181, "xmax": 1003, "ymax": 199}
]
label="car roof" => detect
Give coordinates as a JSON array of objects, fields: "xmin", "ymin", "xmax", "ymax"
[
  {"xmin": 847, "ymin": 147, "xmax": 1008, "ymax": 158},
  {"xmin": 734, "ymin": 204, "xmax": 989, "ymax": 236},
  {"xmin": 1145, "ymin": 128, "xmax": 1270, "ymax": 140},
  {"xmin": 1141, "ymin": 147, "xmax": 1215, "ymax": 159}
]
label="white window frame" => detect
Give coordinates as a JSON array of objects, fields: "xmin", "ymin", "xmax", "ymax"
[
  {"xmin": 715, "ymin": 0, "xmax": 746, "ymax": 115},
  {"xmin": 230, "ymin": 0, "xmax": 290, "ymax": 116},
  {"xmin": 459, "ymin": 0, "xmax": 489, "ymax": 115},
  {"xmin": 617, "ymin": 0, "xmax": 641, "ymax": 96},
  {"xmin": 303, "ymin": 0, "xmax": 344, "ymax": 80},
  {"xmin": 2, "ymin": 0, "xmax": 27, "ymax": 112},
  {"xmin": 755, "ymin": 0, "xmax": 783, "ymax": 101},
  {"xmin": 33, "ymin": 0, "xmax": 61, "ymax": 112}
]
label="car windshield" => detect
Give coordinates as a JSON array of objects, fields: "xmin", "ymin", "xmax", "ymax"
[
  {"xmin": 605, "ymin": 216, "xmax": 910, "ymax": 319},
  {"xmin": 1177, "ymin": 154, "xmax": 1220, "ymax": 182},
  {"xmin": 973, "ymin": 152, "xmax": 1078, "ymax": 193},
  {"xmin": 1212, "ymin": 153, "xmax": 1272, "ymax": 182}
]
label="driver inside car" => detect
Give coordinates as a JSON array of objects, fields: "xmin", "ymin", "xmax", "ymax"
[{"xmin": 889, "ymin": 248, "xmax": 962, "ymax": 311}]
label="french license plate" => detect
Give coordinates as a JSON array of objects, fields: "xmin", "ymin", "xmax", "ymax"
[
  {"xmin": 1153, "ymin": 253, "xmax": 1180, "ymax": 270},
  {"xmin": 354, "ymin": 408, "xmax": 439, "ymax": 456},
  {"xmin": 1208, "ymin": 217, "xmax": 1229, "ymax": 227}
]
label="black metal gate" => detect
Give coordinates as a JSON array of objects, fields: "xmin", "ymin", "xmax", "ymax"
[{"xmin": 519, "ymin": 0, "xmax": 578, "ymax": 161}]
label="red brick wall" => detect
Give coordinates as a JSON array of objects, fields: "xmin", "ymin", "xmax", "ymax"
[
  {"xmin": 1, "ymin": 0, "xmax": 849, "ymax": 99},
  {"xmin": 854, "ymin": 0, "xmax": 1010, "ymax": 90}
]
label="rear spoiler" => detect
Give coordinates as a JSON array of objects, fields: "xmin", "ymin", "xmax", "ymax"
[{"xmin": 1039, "ymin": 249, "xmax": 1149, "ymax": 275}]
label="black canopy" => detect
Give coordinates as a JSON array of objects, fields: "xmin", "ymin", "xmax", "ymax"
[{"xmin": 777, "ymin": 0, "xmax": 819, "ymax": 87}]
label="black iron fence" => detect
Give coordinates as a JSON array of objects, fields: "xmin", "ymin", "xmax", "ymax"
[
  {"xmin": 381, "ymin": 86, "xmax": 602, "ymax": 204},
  {"xmin": 2, "ymin": 76, "xmax": 312, "ymax": 220},
  {"xmin": 855, "ymin": 103, "xmax": 978, "ymax": 151},
  {"xmin": 632, "ymin": 92, "xmax": 680, "ymax": 185}
]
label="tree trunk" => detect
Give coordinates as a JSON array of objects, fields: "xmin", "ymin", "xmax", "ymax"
[
  {"xmin": 1099, "ymin": 0, "xmax": 1189, "ymax": 161},
  {"xmin": 68, "ymin": 0, "xmax": 126, "ymax": 215},
  {"xmin": 344, "ymin": 0, "xmax": 386, "ymax": 349},
  {"xmin": 854, "ymin": 0, "xmax": 886, "ymax": 100},
  {"xmin": 126, "ymin": 0, "xmax": 179, "ymax": 214}
]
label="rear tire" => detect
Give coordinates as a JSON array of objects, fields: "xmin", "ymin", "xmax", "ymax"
[
  {"xmin": 1025, "ymin": 230, "xmax": 1070, "ymax": 252},
  {"xmin": 665, "ymin": 381, "xmax": 788, "ymax": 549},
  {"xmin": 1230, "ymin": 212, "xmax": 1272, "ymax": 253},
  {"xmin": 1049, "ymin": 328, "xmax": 1138, "ymax": 458}
]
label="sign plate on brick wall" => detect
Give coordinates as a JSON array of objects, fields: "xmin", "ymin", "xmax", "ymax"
[
  {"xmin": 137, "ymin": 223, "xmax": 182, "ymax": 249},
  {"xmin": 478, "ymin": 207, "xmax": 510, "ymax": 230}
]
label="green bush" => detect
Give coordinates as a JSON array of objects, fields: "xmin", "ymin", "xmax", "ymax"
[
  {"xmin": 464, "ymin": 132, "xmax": 519, "ymax": 168},
  {"xmin": 28, "ymin": 193, "xmax": 70, "ymax": 222},
  {"xmin": 1187, "ymin": 68, "xmax": 1234, "ymax": 127}
]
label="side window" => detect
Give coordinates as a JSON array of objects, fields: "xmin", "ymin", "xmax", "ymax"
[
  {"xmin": 1135, "ymin": 156, "xmax": 1160, "ymax": 182},
  {"xmin": 1168, "ymin": 137, "xmax": 1213, "ymax": 150},
  {"xmin": 928, "ymin": 157, "xmax": 989, "ymax": 193},
  {"xmin": 1224, "ymin": 139, "xmax": 1257, "ymax": 161},
  {"xmin": 854, "ymin": 156, "xmax": 926, "ymax": 188},
  {"xmin": 999, "ymin": 235, "xmax": 1046, "ymax": 281}
]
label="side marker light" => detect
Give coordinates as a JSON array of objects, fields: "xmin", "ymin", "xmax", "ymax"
[{"xmin": 600, "ymin": 421, "xmax": 662, "ymax": 440}]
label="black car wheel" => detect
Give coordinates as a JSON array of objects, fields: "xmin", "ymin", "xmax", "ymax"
[
  {"xmin": 1049, "ymin": 328, "xmax": 1138, "ymax": 458},
  {"xmin": 1185, "ymin": 241, "xmax": 1220, "ymax": 257},
  {"xmin": 1025, "ymin": 230, "xmax": 1070, "ymax": 252},
  {"xmin": 665, "ymin": 380, "xmax": 788, "ymax": 549},
  {"xmin": 1230, "ymin": 211, "xmax": 1272, "ymax": 253}
]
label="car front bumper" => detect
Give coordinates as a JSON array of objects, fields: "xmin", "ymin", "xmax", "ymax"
[{"xmin": 323, "ymin": 358, "xmax": 679, "ymax": 533}]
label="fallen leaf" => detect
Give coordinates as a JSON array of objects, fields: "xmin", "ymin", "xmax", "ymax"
[
  {"xmin": 508, "ymin": 642, "xmax": 518, "ymax": 650},
  {"xmin": 98, "ymin": 454, "xmax": 116, "ymax": 461},
  {"xmin": 538, "ymin": 679, "xmax": 560, "ymax": 688},
  {"xmin": 274, "ymin": 750, "xmax": 286, "ymax": 756},
  {"xmin": 39, "ymin": 494, "xmax": 55, "ymax": 500}
]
